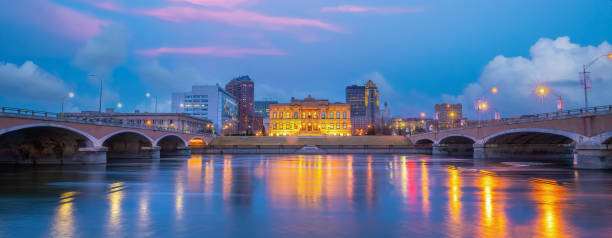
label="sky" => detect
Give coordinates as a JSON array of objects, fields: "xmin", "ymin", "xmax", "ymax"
[{"xmin": 0, "ymin": 0, "xmax": 611, "ymax": 119}]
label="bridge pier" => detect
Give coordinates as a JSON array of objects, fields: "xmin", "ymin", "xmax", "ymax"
[
  {"xmin": 69, "ymin": 147, "xmax": 108, "ymax": 164},
  {"xmin": 160, "ymin": 146, "xmax": 192, "ymax": 157},
  {"xmin": 573, "ymin": 143, "xmax": 612, "ymax": 169}
]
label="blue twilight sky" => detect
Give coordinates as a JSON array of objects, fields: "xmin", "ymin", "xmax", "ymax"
[{"xmin": 1, "ymin": 0, "xmax": 611, "ymax": 119}]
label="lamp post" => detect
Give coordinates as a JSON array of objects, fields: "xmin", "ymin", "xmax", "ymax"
[
  {"xmin": 146, "ymin": 92, "xmax": 158, "ymax": 113},
  {"xmin": 477, "ymin": 100, "xmax": 488, "ymax": 127},
  {"xmin": 536, "ymin": 85, "xmax": 564, "ymax": 111},
  {"xmin": 61, "ymin": 92, "xmax": 75, "ymax": 115},
  {"xmin": 581, "ymin": 53, "xmax": 612, "ymax": 108}
]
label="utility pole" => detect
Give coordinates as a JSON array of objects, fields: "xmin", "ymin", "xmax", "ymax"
[{"xmin": 581, "ymin": 64, "xmax": 589, "ymax": 108}]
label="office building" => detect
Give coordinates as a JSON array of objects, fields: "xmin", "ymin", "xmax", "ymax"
[
  {"xmin": 254, "ymin": 100, "xmax": 278, "ymax": 118},
  {"xmin": 172, "ymin": 85, "xmax": 238, "ymax": 135},
  {"xmin": 434, "ymin": 103, "xmax": 463, "ymax": 129},
  {"xmin": 225, "ymin": 75, "xmax": 254, "ymax": 134}
]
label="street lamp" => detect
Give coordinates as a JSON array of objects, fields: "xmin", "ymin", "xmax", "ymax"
[
  {"xmin": 477, "ymin": 100, "xmax": 488, "ymax": 126},
  {"xmin": 580, "ymin": 52, "xmax": 612, "ymax": 108},
  {"xmin": 491, "ymin": 87, "xmax": 499, "ymax": 94},
  {"xmin": 146, "ymin": 92, "xmax": 158, "ymax": 113},
  {"xmin": 535, "ymin": 85, "xmax": 564, "ymax": 111},
  {"xmin": 61, "ymin": 92, "xmax": 75, "ymax": 115},
  {"xmin": 117, "ymin": 102, "xmax": 123, "ymax": 109}
]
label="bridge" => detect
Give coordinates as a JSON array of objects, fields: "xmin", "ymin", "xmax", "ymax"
[
  {"xmin": 408, "ymin": 106, "xmax": 612, "ymax": 169},
  {"xmin": 0, "ymin": 107, "xmax": 214, "ymax": 165}
]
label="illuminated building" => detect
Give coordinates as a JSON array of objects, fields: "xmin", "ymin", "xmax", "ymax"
[
  {"xmin": 254, "ymin": 100, "xmax": 277, "ymax": 119},
  {"xmin": 269, "ymin": 95, "xmax": 351, "ymax": 136},
  {"xmin": 435, "ymin": 103, "xmax": 463, "ymax": 129},
  {"xmin": 225, "ymin": 75, "xmax": 254, "ymax": 134},
  {"xmin": 171, "ymin": 85, "xmax": 238, "ymax": 134},
  {"xmin": 392, "ymin": 117, "xmax": 429, "ymax": 135},
  {"xmin": 346, "ymin": 80, "xmax": 380, "ymax": 135}
]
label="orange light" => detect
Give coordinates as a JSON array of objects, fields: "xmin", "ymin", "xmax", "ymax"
[
  {"xmin": 420, "ymin": 112, "xmax": 426, "ymax": 117},
  {"xmin": 607, "ymin": 53, "xmax": 612, "ymax": 60},
  {"xmin": 146, "ymin": 120, "xmax": 152, "ymax": 126},
  {"xmin": 536, "ymin": 86, "xmax": 548, "ymax": 96},
  {"xmin": 449, "ymin": 112, "xmax": 455, "ymax": 118},
  {"xmin": 491, "ymin": 87, "xmax": 498, "ymax": 94},
  {"xmin": 478, "ymin": 101, "xmax": 488, "ymax": 110}
]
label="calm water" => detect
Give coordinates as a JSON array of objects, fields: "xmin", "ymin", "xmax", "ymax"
[{"xmin": 1, "ymin": 154, "xmax": 611, "ymax": 237}]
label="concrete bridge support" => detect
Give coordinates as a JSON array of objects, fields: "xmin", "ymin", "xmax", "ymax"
[
  {"xmin": 473, "ymin": 143, "xmax": 574, "ymax": 161},
  {"xmin": 433, "ymin": 144, "xmax": 474, "ymax": 156},
  {"xmin": 573, "ymin": 143, "xmax": 612, "ymax": 169}
]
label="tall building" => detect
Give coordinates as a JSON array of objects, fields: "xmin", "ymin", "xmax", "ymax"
[
  {"xmin": 172, "ymin": 85, "xmax": 238, "ymax": 135},
  {"xmin": 254, "ymin": 100, "xmax": 278, "ymax": 119},
  {"xmin": 225, "ymin": 75, "xmax": 254, "ymax": 134},
  {"xmin": 269, "ymin": 95, "xmax": 351, "ymax": 136},
  {"xmin": 365, "ymin": 80, "xmax": 380, "ymax": 127},
  {"xmin": 434, "ymin": 103, "xmax": 463, "ymax": 130}
]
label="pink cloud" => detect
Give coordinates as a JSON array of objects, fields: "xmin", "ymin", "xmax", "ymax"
[
  {"xmin": 91, "ymin": 1, "xmax": 123, "ymax": 12},
  {"xmin": 136, "ymin": 46, "xmax": 286, "ymax": 57},
  {"xmin": 18, "ymin": 0, "xmax": 109, "ymax": 40},
  {"xmin": 140, "ymin": 6, "xmax": 341, "ymax": 32},
  {"xmin": 169, "ymin": 0, "xmax": 253, "ymax": 8},
  {"xmin": 321, "ymin": 5, "xmax": 424, "ymax": 14}
]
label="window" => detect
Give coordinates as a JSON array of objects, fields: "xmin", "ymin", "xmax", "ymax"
[
  {"xmin": 336, "ymin": 123, "xmax": 340, "ymax": 129},
  {"xmin": 330, "ymin": 112, "xmax": 334, "ymax": 119},
  {"xmin": 343, "ymin": 123, "xmax": 347, "ymax": 129},
  {"xmin": 321, "ymin": 123, "xmax": 326, "ymax": 129},
  {"xmin": 280, "ymin": 112, "xmax": 283, "ymax": 119},
  {"xmin": 343, "ymin": 112, "xmax": 347, "ymax": 119},
  {"xmin": 322, "ymin": 112, "xmax": 326, "ymax": 119},
  {"xmin": 294, "ymin": 112, "xmax": 299, "ymax": 119},
  {"xmin": 336, "ymin": 112, "xmax": 340, "ymax": 119},
  {"xmin": 273, "ymin": 112, "xmax": 277, "ymax": 119},
  {"xmin": 280, "ymin": 124, "xmax": 283, "ymax": 129},
  {"xmin": 274, "ymin": 123, "xmax": 277, "ymax": 129}
]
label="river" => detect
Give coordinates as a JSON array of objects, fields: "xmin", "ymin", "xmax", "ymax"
[{"xmin": 0, "ymin": 154, "xmax": 611, "ymax": 237}]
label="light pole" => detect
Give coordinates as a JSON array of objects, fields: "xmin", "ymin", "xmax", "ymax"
[
  {"xmin": 146, "ymin": 92, "xmax": 158, "ymax": 113},
  {"xmin": 536, "ymin": 85, "xmax": 564, "ymax": 111},
  {"xmin": 477, "ymin": 100, "xmax": 488, "ymax": 127},
  {"xmin": 89, "ymin": 74, "xmax": 101, "ymax": 113},
  {"xmin": 581, "ymin": 53, "xmax": 612, "ymax": 108},
  {"xmin": 61, "ymin": 92, "xmax": 75, "ymax": 115}
]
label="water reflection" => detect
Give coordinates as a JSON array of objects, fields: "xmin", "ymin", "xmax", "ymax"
[
  {"xmin": 106, "ymin": 182, "xmax": 126, "ymax": 237},
  {"xmin": 4, "ymin": 154, "xmax": 612, "ymax": 237},
  {"xmin": 476, "ymin": 171, "xmax": 507, "ymax": 237},
  {"xmin": 51, "ymin": 191, "xmax": 78, "ymax": 238},
  {"xmin": 530, "ymin": 178, "xmax": 573, "ymax": 238}
]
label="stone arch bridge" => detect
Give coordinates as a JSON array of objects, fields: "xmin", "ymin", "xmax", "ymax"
[
  {"xmin": 0, "ymin": 112, "xmax": 214, "ymax": 165},
  {"xmin": 408, "ymin": 107, "xmax": 612, "ymax": 169}
]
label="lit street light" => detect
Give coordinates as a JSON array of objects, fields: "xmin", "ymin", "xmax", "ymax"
[
  {"xmin": 117, "ymin": 102, "xmax": 123, "ymax": 109},
  {"xmin": 536, "ymin": 86, "xmax": 548, "ymax": 96},
  {"xmin": 580, "ymin": 52, "xmax": 612, "ymax": 108},
  {"xmin": 61, "ymin": 92, "xmax": 75, "ymax": 115},
  {"xmin": 491, "ymin": 87, "xmax": 499, "ymax": 94}
]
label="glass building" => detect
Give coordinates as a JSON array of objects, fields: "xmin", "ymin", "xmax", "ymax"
[{"xmin": 172, "ymin": 84, "xmax": 237, "ymax": 135}]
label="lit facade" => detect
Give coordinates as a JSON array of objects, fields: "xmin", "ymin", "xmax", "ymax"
[
  {"xmin": 392, "ymin": 117, "xmax": 428, "ymax": 135},
  {"xmin": 269, "ymin": 95, "xmax": 351, "ymax": 136},
  {"xmin": 171, "ymin": 85, "xmax": 238, "ymax": 134},
  {"xmin": 435, "ymin": 103, "xmax": 463, "ymax": 129}
]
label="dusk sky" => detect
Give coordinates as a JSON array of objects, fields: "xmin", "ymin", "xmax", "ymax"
[{"xmin": 1, "ymin": 0, "xmax": 611, "ymax": 119}]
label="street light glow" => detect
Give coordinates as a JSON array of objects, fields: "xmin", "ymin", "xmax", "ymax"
[
  {"xmin": 68, "ymin": 92, "xmax": 75, "ymax": 98},
  {"xmin": 420, "ymin": 112, "xmax": 426, "ymax": 117},
  {"xmin": 146, "ymin": 92, "xmax": 151, "ymax": 97},
  {"xmin": 536, "ymin": 86, "xmax": 548, "ymax": 96},
  {"xmin": 449, "ymin": 112, "xmax": 455, "ymax": 118},
  {"xmin": 117, "ymin": 102, "xmax": 123, "ymax": 108},
  {"xmin": 608, "ymin": 53, "xmax": 612, "ymax": 60},
  {"xmin": 491, "ymin": 87, "xmax": 498, "ymax": 94},
  {"xmin": 478, "ymin": 101, "xmax": 488, "ymax": 110}
]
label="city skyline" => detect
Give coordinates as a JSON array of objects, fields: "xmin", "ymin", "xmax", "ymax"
[{"xmin": 0, "ymin": 0, "xmax": 611, "ymax": 119}]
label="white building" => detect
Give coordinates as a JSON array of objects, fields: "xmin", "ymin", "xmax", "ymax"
[{"xmin": 172, "ymin": 84, "xmax": 238, "ymax": 135}]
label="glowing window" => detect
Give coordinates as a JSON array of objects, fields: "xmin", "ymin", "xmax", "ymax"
[
  {"xmin": 336, "ymin": 112, "xmax": 340, "ymax": 118},
  {"xmin": 343, "ymin": 112, "xmax": 347, "ymax": 119},
  {"xmin": 336, "ymin": 123, "xmax": 340, "ymax": 129},
  {"xmin": 321, "ymin": 112, "xmax": 326, "ymax": 119}
]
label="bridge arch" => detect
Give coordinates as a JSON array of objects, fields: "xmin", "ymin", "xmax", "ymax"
[
  {"xmin": 100, "ymin": 130, "xmax": 155, "ymax": 159},
  {"xmin": 154, "ymin": 134, "xmax": 188, "ymax": 147},
  {"xmin": 187, "ymin": 136, "xmax": 208, "ymax": 147},
  {"xmin": 415, "ymin": 138, "xmax": 435, "ymax": 145},
  {"xmin": 0, "ymin": 123, "xmax": 97, "ymax": 164},
  {"xmin": 483, "ymin": 128, "xmax": 582, "ymax": 145},
  {"xmin": 437, "ymin": 134, "xmax": 477, "ymax": 145},
  {"xmin": 594, "ymin": 132, "xmax": 612, "ymax": 145}
]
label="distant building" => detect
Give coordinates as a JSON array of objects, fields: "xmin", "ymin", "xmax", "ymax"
[
  {"xmin": 225, "ymin": 75, "xmax": 254, "ymax": 134},
  {"xmin": 365, "ymin": 80, "xmax": 380, "ymax": 127},
  {"xmin": 64, "ymin": 109, "xmax": 213, "ymax": 134},
  {"xmin": 391, "ymin": 117, "xmax": 433, "ymax": 135},
  {"xmin": 171, "ymin": 85, "xmax": 238, "ymax": 135},
  {"xmin": 434, "ymin": 103, "xmax": 463, "ymax": 130},
  {"xmin": 269, "ymin": 95, "xmax": 351, "ymax": 136},
  {"xmin": 254, "ymin": 100, "xmax": 278, "ymax": 119}
]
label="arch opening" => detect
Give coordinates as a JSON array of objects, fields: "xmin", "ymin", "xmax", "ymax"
[
  {"xmin": 415, "ymin": 139, "xmax": 434, "ymax": 145},
  {"xmin": 188, "ymin": 138, "xmax": 207, "ymax": 147},
  {"xmin": 157, "ymin": 135, "xmax": 190, "ymax": 157},
  {"xmin": 436, "ymin": 136, "xmax": 475, "ymax": 156},
  {"xmin": 439, "ymin": 136, "xmax": 475, "ymax": 145},
  {"xmin": 0, "ymin": 126, "xmax": 94, "ymax": 164},
  {"xmin": 103, "ymin": 132, "xmax": 154, "ymax": 159},
  {"xmin": 482, "ymin": 131, "xmax": 576, "ymax": 161}
]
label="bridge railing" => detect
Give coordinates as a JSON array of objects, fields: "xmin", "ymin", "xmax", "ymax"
[
  {"xmin": 413, "ymin": 105, "xmax": 612, "ymax": 135},
  {"xmin": 0, "ymin": 106, "xmax": 211, "ymax": 136}
]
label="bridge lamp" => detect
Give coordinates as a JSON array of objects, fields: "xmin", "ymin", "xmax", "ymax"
[
  {"xmin": 608, "ymin": 53, "xmax": 612, "ymax": 60},
  {"xmin": 116, "ymin": 103, "xmax": 123, "ymax": 109},
  {"xmin": 146, "ymin": 92, "xmax": 151, "ymax": 98},
  {"xmin": 491, "ymin": 87, "xmax": 498, "ymax": 94},
  {"xmin": 68, "ymin": 92, "xmax": 75, "ymax": 98},
  {"xmin": 420, "ymin": 112, "xmax": 426, "ymax": 118},
  {"xmin": 449, "ymin": 112, "xmax": 456, "ymax": 118},
  {"xmin": 478, "ymin": 101, "xmax": 488, "ymax": 110}
]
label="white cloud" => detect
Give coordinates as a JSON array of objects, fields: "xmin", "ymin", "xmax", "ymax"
[
  {"xmin": 0, "ymin": 61, "xmax": 71, "ymax": 108},
  {"xmin": 138, "ymin": 61, "xmax": 219, "ymax": 94},
  {"xmin": 443, "ymin": 36, "xmax": 612, "ymax": 118},
  {"xmin": 73, "ymin": 25, "xmax": 129, "ymax": 78}
]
